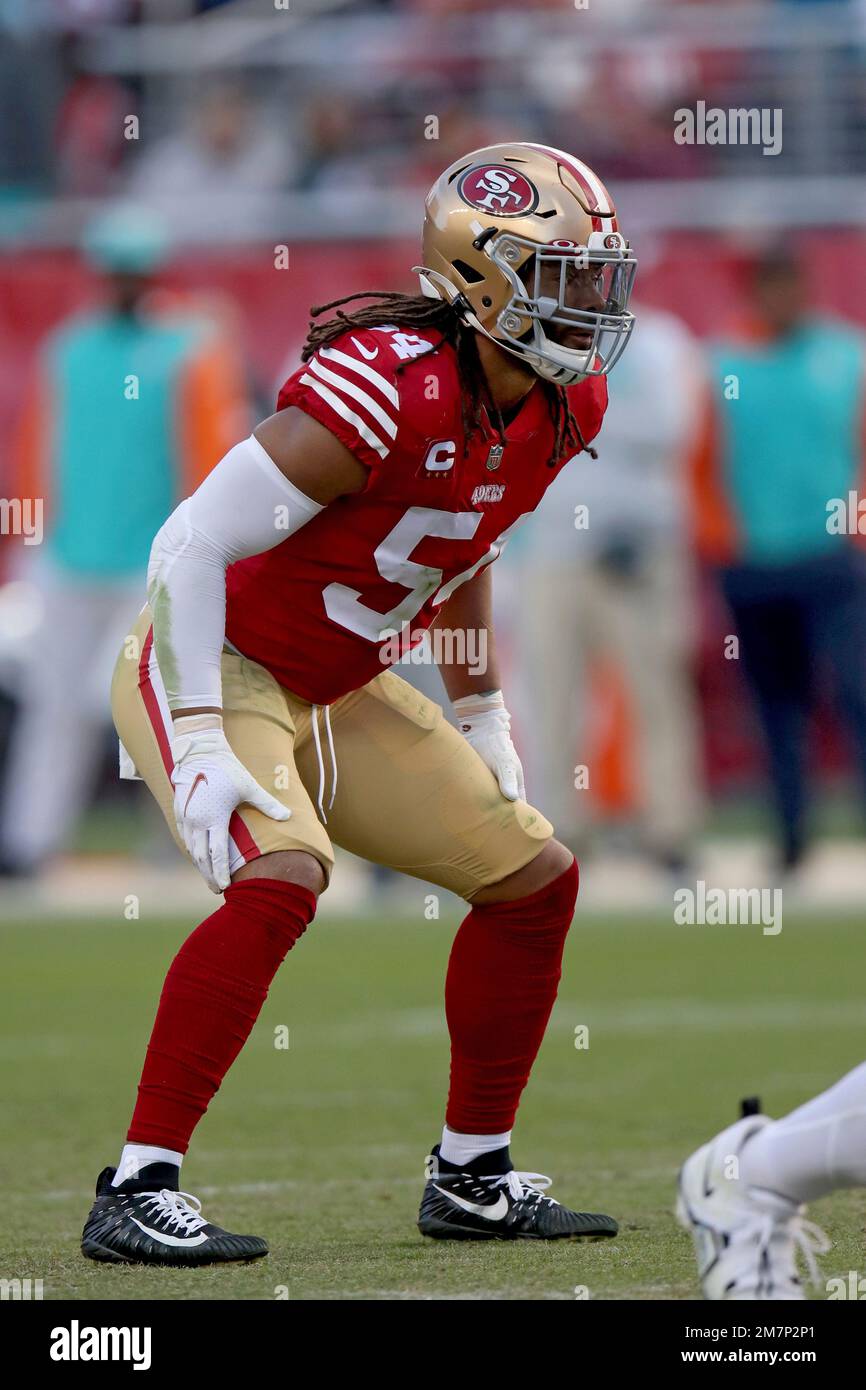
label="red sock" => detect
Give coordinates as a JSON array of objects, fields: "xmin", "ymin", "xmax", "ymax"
[
  {"xmin": 127, "ymin": 878, "xmax": 316, "ymax": 1153},
  {"xmin": 445, "ymin": 858, "xmax": 578, "ymax": 1134}
]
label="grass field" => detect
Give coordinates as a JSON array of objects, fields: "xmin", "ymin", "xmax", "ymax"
[{"xmin": 3, "ymin": 904, "xmax": 865, "ymax": 1301}]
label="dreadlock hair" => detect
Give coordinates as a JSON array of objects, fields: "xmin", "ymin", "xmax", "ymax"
[{"xmin": 301, "ymin": 290, "xmax": 596, "ymax": 465}]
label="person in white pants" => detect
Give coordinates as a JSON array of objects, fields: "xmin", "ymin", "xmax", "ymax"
[
  {"xmin": 0, "ymin": 554, "xmax": 144, "ymax": 872},
  {"xmin": 505, "ymin": 304, "xmax": 705, "ymax": 867},
  {"xmin": 0, "ymin": 206, "xmax": 250, "ymax": 876}
]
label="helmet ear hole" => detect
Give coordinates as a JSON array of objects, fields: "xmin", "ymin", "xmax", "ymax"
[
  {"xmin": 481, "ymin": 295, "xmax": 492, "ymax": 307},
  {"xmin": 451, "ymin": 258, "xmax": 485, "ymax": 285}
]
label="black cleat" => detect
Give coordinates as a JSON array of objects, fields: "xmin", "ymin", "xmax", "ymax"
[
  {"xmin": 418, "ymin": 1145, "xmax": 618, "ymax": 1241},
  {"xmin": 81, "ymin": 1166, "xmax": 268, "ymax": 1267}
]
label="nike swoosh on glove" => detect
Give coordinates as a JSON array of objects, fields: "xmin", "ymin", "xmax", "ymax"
[
  {"xmin": 452, "ymin": 690, "xmax": 526, "ymax": 802},
  {"xmin": 170, "ymin": 716, "xmax": 290, "ymax": 893}
]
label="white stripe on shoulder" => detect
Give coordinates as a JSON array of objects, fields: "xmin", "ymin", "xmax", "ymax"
[
  {"xmin": 319, "ymin": 345, "xmax": 400, "ymax": 407},
  {"xmin": 299, "ymin": 374, "xmax": 390, "ymax": 459},
  {"xmin": 307, "ymin": 357, "xmax": 398, "ymax": 439}
]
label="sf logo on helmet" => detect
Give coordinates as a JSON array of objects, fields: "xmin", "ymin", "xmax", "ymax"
[{"xmin": 458, "ymin": 165, "xmax": 539, "ymax": 216}]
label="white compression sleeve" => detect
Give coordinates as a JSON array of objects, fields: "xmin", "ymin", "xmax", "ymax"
[{"xmin": 146, "ymin": 434, "xmax": 323, "ymax": 710}]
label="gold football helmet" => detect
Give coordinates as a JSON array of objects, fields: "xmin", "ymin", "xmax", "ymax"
[{"xmin": 417, "ymin": 142, "xmax": 636, "ymax": 385}]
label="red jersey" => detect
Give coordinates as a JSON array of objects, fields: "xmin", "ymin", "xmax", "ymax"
[{"xmin": 225, "ymin": 323, "xmax": 607, "ymax": 703}]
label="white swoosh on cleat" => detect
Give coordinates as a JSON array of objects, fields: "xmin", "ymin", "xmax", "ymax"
[
  {"xmin": 433, "ymin": 1185, "xmax": 509, "ymax": 1220},
  {"xmin": 130, "ymin": 1218, "xmax": 209, "ymax": 1247}
]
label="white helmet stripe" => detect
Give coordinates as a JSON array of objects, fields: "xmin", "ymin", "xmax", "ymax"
[
  {"xmin": 526, "ymin": 142, "xmax": 615, "ymax": 227},
  {"xmin": 570, "ymin": 157, "xmax": 614, "ymax": 229},
  {"xmin": 298, "ymin": 374, "xmax": 390, "ymax": 459}
]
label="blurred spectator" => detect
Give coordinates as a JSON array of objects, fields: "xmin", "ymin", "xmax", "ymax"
[
  {"xmin": 507, "ymin": 304, "xmax": 705, "ymax": 869},
  {"xmin": 690, "ymin": 247, "xmax": 866, "ymax": 869},
  {"xmin": 0, "ymin": 14, "xmax": 59, "ymax": 192},
  {"xmin": 294, "ymin": 94, "xmax": 364, "ymax": 192},
  {"xmin": 0, "ymin": 205, "xmax": 251, "ymax": 876},
  {"xmin": 127, "ymin": 79, "xmax": 294, "ymax": 239},
  {"xmin": 55, "ymin": 71, "xmax": 133, "ymax": 196}
]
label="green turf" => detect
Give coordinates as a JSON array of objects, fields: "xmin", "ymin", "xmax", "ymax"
[{"xmin": 2, "ymin": 906, "xmax": 864, "ymax": 1300}]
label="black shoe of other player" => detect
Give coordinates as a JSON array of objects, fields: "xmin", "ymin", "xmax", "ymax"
[
  {"xmin": 81, "ymin": 1165, "xmax": 268, "ymax": 1267},
  {"xmin": 418, "ymin": 1144, "xmax": 618, "ymax": 1241}
]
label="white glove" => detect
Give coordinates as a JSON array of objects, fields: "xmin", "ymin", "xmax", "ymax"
[
  {"xmin": 452, "ymin": 690, "xmax": 526, "ymax": 802},
  {"xmin": 170, "ymin": 714, "xmax": 291, "ymax": 894}
]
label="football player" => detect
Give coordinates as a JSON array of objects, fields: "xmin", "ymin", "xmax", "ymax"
[{"xmin": 81, "ymin": 143, "xmax": 636, "ymax": 1265}]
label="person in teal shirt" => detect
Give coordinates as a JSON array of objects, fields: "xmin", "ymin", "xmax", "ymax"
[
  {"xmin": 0, "ymin": 207, "xmax": 250, "ymax": 875},
  {"xmin": 695, "ymin": 248, "xmax": 866, "ymax": 869}
]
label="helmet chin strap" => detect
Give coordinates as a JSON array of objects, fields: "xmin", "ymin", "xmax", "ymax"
[
  {"xmin": 521, "ymin": 330, "xmax": 591, "ymax": 386},
  {"xmin": 414, "ymin": 265, "xmax": 586, "ymax": 385}
]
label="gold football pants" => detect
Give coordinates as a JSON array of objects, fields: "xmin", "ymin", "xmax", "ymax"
[{"xmin": 111, "ymin": 608, "xmax": 552, "ymax": 900}]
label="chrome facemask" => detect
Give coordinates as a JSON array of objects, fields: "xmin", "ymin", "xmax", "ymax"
[{"xmin": 486, "ymin": 229, "xmax": 637, "ymax": 385}]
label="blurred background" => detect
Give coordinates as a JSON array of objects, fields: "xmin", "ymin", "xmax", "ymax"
[{"xmin": 1, "ymin": 0, "xmax": 866, "ymax": 920}]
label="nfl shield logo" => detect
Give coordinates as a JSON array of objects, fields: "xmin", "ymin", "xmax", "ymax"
[{"xmin": 486, "ymin": 443, "xmax": 504, "ymax": 471}]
